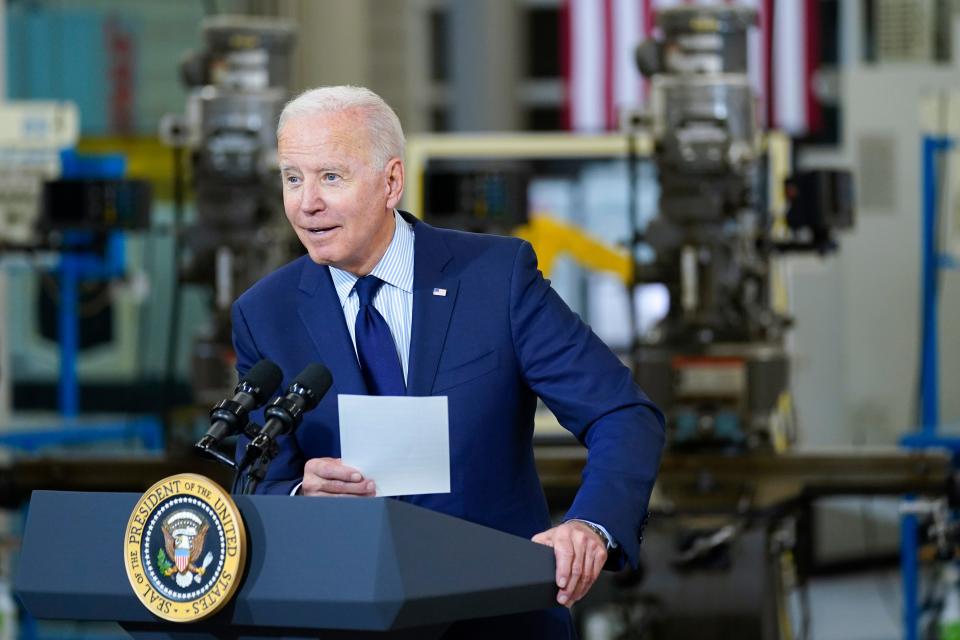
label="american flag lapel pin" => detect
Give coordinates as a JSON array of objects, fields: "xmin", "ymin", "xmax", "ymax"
[{"xmin": 433, "ymin": 288, "xmax": 447, "ymax": 297}]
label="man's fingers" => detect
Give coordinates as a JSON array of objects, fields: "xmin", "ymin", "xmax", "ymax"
[
  {"xmin": 531, "ymin": 531, "xmax": 555, "ymax": 546},
  {"xmin": 305, "ymin": 457, "xmax": 365, "ymax": 482},
  {"xmin": 571, "ymin": 548, "xmax": 593, "ymax": 603},
  {"xmin": 573, "ymin": 547, "xmax": 604, "ymax": 603},
  {"xmin": 316, "ymin": 478, "xmax": 376, "ymax": 495},
  {"xmin": 553, "ymin": 537, "xmax": 580, "ymax": 607},
  {"xmin": 561, "ymin": 534, "xmax": 586, "ymax": 606},
  {"xmin": 303, "ymin": 480, "xmax": 376, "ymax": 497},
  {"xmin": 302, "ymin": 458, "xmax": 374, "ymax": 496},
  {"xmin": 553, "ymin": 538, "xmax": 574, "ymax": 589}
]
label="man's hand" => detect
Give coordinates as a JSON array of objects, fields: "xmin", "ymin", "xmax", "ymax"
[
  {"xmin": 301, "ymin": 458, "xmax": 376, "ymax": 497},
  {"xmin": 531, "ymin": 521, "xmax": 608, "ymax": 607}
]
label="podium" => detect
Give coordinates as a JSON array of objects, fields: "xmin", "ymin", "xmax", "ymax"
[{"xmin": 15, "ymin": 490, "xmax": 559, "ymax": 639}]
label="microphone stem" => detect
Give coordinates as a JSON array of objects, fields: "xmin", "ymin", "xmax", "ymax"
[{"xmin": 240, "ymin": 453, "xmax": 270, "ymax": 495}]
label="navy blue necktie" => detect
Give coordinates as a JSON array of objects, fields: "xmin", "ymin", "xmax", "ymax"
[{"xmin": 354, "ymin": 276, "xmax": 406, "ymax": 395}]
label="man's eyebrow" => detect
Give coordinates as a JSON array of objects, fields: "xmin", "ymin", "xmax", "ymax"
[{"xmin": 279, "ymin": 164, "xmax": 348, "ymax": 173}]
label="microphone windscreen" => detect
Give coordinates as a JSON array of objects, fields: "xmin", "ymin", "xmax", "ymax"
[
  {"xmin": 293, "ymin": 363, "xmax": 333, "ymax": 408},
  {"xmin": 243, "ymin": 359, "xmax": 284, "ymax": 404}
]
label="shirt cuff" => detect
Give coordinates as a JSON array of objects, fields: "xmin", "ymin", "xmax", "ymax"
[
  {"xmin": 290, "ymin": 481, "xmax": 303, "ymax": 496},
  {"xmin": 568, "ymin": 519, "xmax": 617, "ymax": 549}
]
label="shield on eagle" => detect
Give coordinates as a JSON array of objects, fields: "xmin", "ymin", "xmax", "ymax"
[{"xmin": 175, "ymin": 547, "xmax": 189, "ymax": 573}]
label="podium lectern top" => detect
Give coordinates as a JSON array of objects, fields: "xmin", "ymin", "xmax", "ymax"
[{"xmin": 16, "ymin": 490, "xmax": 558, "ymax": 636}]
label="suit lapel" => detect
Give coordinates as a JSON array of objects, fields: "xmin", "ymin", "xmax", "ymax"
[
  {"xmin": 296, "ymin": 260, "xmax": 367, "ymax": 395},
  {"xmin": 406, "ymin": 218, "xmax": 459, "ymax": 396}
]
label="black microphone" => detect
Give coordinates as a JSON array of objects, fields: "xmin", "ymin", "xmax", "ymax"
[
  {"xmin": 239, "ymin": 363, "xmax": 333, "ymax": 470},
  {"xmin": 196, "ymin": 359, "xmax": 284, "ymax": 452}
]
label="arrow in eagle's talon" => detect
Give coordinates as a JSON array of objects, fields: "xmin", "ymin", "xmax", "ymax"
[{"xmin": 195, "ymin": 552, "xmax": 214, "ymax": 583}]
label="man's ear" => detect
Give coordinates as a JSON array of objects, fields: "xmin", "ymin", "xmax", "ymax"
[{"xmin": 384, "ymin": 158, "xmax": 404, "ymax": 209}]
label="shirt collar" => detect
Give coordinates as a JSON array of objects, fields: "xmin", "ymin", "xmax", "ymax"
[{"xmin": 329, "ymin": 210, "xmax": 415, "ymax": 307}]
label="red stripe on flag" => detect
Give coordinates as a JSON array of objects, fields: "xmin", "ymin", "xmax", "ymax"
[
  {"xmin": 602, "ymin": 0, "xmax": 615, "ymax": 129},
  {"xmin": 561, "ymin": 0, "xmax": 572, "ymax": 130},
  {"xmin": 804, "ymin": 0, "xmax": 822, "ymax": 134}
]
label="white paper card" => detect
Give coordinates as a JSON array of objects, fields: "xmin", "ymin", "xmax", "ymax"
[{"xmin": 337, "ymin": 394, "xmax": 450, "ymax": 497}]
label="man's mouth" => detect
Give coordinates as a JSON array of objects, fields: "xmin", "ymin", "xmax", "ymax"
[{"xmin": 305, "ymin": 225, "xmax": 338, "ymax": 236}]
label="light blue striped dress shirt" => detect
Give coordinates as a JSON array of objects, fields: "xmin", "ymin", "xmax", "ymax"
[{"xmin": 328, "ymin": 210, "xmax": 414, "ymax": 382}]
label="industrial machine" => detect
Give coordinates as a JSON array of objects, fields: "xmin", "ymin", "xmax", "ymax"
[
  {"xmin": 0, "ymin": 102, "xmax": 80, "ymax": 419},
  {"xmin": 161, "ymin": 15, "xmax": 299, "ymax": 405},
  {"xmin": 0, "ymin": 102, "xmax": 79, "ymax": 248},
  {"xmin": 616, "ymin": 8, "xmax": 853, "ymax": 639},
  {"xmin": 633, "ymin": 6, "xmax": 852, "ymax": 452}
]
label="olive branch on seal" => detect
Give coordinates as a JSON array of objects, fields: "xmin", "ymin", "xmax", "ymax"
[{"xmin": 156, "ymin": 547, "xmax": 174, "ymax": 574}]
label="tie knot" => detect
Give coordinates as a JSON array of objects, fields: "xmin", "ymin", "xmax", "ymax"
[{"xmin": 354, "ymin": 275, "xmax": 385, "ymax": 306}]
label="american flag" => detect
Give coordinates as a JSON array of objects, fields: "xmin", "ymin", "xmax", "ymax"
[{"xmin": 562, "ymin": 0, "xmax": 822, "ymax": 136}]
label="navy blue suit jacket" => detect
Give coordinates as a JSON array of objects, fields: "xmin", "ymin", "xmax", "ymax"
[{"xmin": 231, "ymin": 214, "xmax": 664, "ymax": 633}]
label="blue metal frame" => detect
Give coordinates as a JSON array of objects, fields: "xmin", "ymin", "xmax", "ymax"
[
  {"xmin": 55, "ymin": 231, "xmax": 127, "ymax": 417},
  {"xmin": 1, "ymin": 231, "xmax": 165, "ymax": 454},
  {"xmin": 919, "ymin": 136, "xmax": 955, "ymax": 433},
  {"xmin": 900, "ymin": 134, "xmax": 957, "ymax": 640},
  {"xmin": 0, "ymin": 416, "xmax": 163, "ymax": 452}
]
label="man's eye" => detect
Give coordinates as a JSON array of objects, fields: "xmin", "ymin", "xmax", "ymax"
[
  {"xmin": 284, "ymin": 175, "xmax": 301, "ymax": 185},
  {"xmin": 323, "ymin": 173, "xmax": 340, "ymax": 182}
]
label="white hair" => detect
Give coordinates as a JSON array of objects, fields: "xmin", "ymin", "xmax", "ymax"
[{"xmin": 277, "ymin": 86, "xmax": 405, "ymax": 170}]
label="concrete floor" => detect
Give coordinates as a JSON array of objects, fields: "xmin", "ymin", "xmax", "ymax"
[
  {"xmin": 20, "ymin": 568, "xmax": 909, "ymax": 639},
  {"xmin": 804, "ymin": 569, "xmax": 902, "ymax": 640},
  {"xmin": 579, "ymin": 567, "xmax": 907, "ymax": 640}
]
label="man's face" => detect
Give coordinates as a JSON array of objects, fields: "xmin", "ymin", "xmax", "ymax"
[{"xmin": 278, "ymin": 109, "xmax": 403, "ymax": 276}]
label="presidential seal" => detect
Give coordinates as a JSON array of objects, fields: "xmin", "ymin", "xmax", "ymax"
[{"xmin": 124, "ymin": 474, "xmax": 246, "ymax": 622}]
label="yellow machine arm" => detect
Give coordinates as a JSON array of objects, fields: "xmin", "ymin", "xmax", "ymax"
[{"xmin": 514, "ymin": 214, "xmax": 633, "ymax": 286}]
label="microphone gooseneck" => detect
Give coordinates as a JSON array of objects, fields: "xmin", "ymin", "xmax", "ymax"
[
  {"xmin": 196, "ymin": 359, "xmax": 284, "ymax": 453},
  {"xmin": 239, "ymin": 363, "xmax": 333, "ymax": 472}
]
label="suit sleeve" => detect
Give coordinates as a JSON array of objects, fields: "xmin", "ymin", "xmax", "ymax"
[
  {"xmin": 231, "ymin": 300, "xmax": 305, "ymax": 496},
  {"xmin": 508, "ymin": 240, "xmax": 665, "ymax": 569}
]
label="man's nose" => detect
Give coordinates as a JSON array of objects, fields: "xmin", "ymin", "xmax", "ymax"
[{"xmin": 299, "ymin": 178, "xmax": 325, "ymax": 213}]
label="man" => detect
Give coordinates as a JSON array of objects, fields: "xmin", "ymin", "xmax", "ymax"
[{"xmin": 232, "ymin": 86, "xmax": 664, "ymax": 637}]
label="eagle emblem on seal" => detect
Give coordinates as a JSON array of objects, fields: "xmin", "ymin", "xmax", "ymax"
[{"xmin": 159, "ymin": 510, "xmax": 214, "ymax": 588}]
